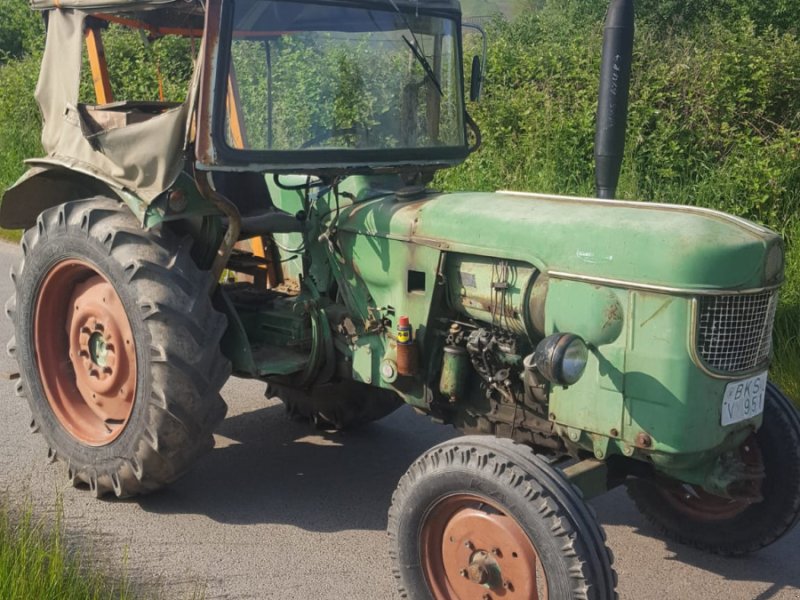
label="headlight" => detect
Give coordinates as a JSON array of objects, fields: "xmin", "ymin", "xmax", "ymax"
[{"xmin": 530, "ymin": 333, "xmax": 589, "ymax": 386}]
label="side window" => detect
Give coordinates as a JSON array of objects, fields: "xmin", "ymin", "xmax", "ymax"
[{"xmin": 79, "ymin": 20, "xmax": 195, "ymax": 106}]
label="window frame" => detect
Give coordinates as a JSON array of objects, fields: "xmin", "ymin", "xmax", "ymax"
[{"xmin": 206, "ymin": 0, "xmax": 470, "ymax": 174}]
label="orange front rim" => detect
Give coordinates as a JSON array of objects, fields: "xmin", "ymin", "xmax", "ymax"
[
  {"xmin": 420, "ymin": 493, "xmax": 548, "ymax": 600},
  {"xmin": 34, "ymin": 260, "xmax": 137, "ymax": 446},
  {"xmin": 658, "ymin": 437, "xmax": 763, "ymax": 521}
]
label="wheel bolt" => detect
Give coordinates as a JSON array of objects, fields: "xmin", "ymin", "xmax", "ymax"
[
  {"xmin": 459, "ymin": 569, "xmax": 467, "ymax": 578},
  {"xmin": 491, "ymin": 547, "xmax": 502, "ymax": 557},
  {"xmin": 482, "ymin": 595, "xmax": 491, "ymax": 600},
  {"xmin": 504, "ymin": 580, "xmax": 514, "ymax": 591},
  {"xmin": 464, "ymin": 540, "xmax": 474, "ymax": 549}
]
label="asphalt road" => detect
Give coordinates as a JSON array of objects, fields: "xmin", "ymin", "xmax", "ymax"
[{"xmin": 0, "ymin": 240, "xmax": 797, "ymax": 600}]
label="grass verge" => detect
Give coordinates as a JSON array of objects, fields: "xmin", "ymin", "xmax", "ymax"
[
  {"xmin": 0, "ymin": 229, "xmax": 21, "ymax": 244},
  {"xmin": 0, "ymin": 499, "xmax": 140, "ymax": 600}
]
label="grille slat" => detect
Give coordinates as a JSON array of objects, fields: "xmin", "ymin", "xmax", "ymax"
[{"xmin": 696, "ymin": 291, "xmax": 778, "ymax": 373}]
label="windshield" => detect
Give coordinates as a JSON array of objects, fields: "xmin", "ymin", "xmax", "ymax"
[{"xmin": 221, "ymin": 0, "xmax": 466, "ymax": 159}]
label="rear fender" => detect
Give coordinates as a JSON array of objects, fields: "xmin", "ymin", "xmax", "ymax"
[
  {"xmin": 1, "ymin": 162, "xmax": 139, "ymax": 229},
  {"xmin": 2, "ymin": 161, "xmax": 222, "ymax": 233}
]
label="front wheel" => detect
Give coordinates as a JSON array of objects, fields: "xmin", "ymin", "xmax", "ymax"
[
  {"xmin": 627, "ymin": 381, "xmax": 800, "ymax": 556},
  {"xmin": 388, "ymin": 436, "xmax": 617, "ymax": 600},
  {"xmin": 7, "ymin": 198, "xmax": 231, "ymax": 498}
]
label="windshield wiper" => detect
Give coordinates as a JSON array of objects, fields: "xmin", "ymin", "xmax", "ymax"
[
  {"xmin": 402, "ymin": 36, "xmax": 444, "ymax": 97},
  {"xmin": 386, "ymin": 0, "xmax": 444, "ymax": 97}
]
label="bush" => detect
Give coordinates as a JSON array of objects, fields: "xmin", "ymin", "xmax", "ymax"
[
  {"xmin": 0, "ymin": 54, "xmax": 43, "ymax": 191},
  {"xmin": 438, "ymin": 3, "xmax": 800, "ymax": 402},
  {"xmin": 0, "ymin": 0, "xmax": 43, "ymax": 63},
  {"xmin": 440, "ymin": 10, "xmax": 800, "ymax": 236}
]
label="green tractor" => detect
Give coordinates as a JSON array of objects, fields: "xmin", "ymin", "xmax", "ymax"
[{"xmin": 3, "ymin": 0, "xmax": 798, "ymax": 597}]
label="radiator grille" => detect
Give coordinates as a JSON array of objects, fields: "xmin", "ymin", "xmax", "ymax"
[{"xmin": 696, "ymin": 291, "xmax": 778, "ymax": 373}]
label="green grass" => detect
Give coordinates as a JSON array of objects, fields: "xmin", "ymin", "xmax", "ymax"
[
  {"xmin": 0, "ymin": 500, "xmax": 140, "ymax": 600},
  {"xmin": 0, "ymin": 229, "xmax": 21, "ymax": 243}
]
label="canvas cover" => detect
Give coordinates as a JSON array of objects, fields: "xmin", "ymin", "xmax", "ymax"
[
  {"xmin": 29, "ymin": 0, "xmax": 461, "ymax": 13},
  {"xmin": 30, "ymin": 0, "xmax": 178, "ymax": 11},
  {"xmin": 33, "ymin": 9, "xmax": 189, "ymax": 203}
]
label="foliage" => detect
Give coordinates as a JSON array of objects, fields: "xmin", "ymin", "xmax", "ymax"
[
  {"xmin": 0, "ymin": 0, "xmax": 43, "ymax": 63},
  {"xmin": 544, "ymin": 0, "xmax": 800, "ymax": 33},
  {"xmin": 633, "ymin": 0, "xmax": 800, "ymax": 35},
  {"xmin": 0, "ymin": 500, "xmax": 139, "ymax": 600},
  {"xmin": 79, "ymin": 26, "xmax": 195, "ymax": 104},
  {"xmin": 460, "ymin": 0, "xmax": 537, "ymax": 19},
  {"xmin": 0, "ymin": 54, "xmax": 43, "ymax": 192}
]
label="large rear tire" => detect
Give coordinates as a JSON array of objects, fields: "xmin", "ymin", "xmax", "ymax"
[
  {"xmin": 388, "ymin": 435, "xmax": 617, "ymax": 600},
  {"xmin": 7, "ymin": 198, "xmax": 231, "ymax": 498},
  {"xmin": 627, "ymin": 381, "xmax": 800, "ymax": 556}
]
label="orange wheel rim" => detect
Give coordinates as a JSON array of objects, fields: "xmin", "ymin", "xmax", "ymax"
[
  {"xmin": 658, "ymin": 437, "xmax": 763, "ymax": 521},
  {"xmin": 420, "ymin": 493, "xmax": 548, "ymax": 600},
  {"xmin": 34, "ymin": 259, "xmax": 137, "ymax": 446}
]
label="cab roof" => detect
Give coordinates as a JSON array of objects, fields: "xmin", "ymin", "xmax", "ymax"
[{"xmin": 30, "ymin": 0, "xmax": 462, "ymax": 15}]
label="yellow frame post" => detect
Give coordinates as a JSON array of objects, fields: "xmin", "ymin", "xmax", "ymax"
[{"xmin": 85, "ymin": 27, "xmax": 113, "ymax": 104}]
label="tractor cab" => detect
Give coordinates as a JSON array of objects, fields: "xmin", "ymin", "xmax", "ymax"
[
  {"xmin": 1, "ymin": 0, "xmax": 479, "ymax": 287},
  {"xmin": 196, "ymin": 0, "xmax": 471, "ymax": 174}
]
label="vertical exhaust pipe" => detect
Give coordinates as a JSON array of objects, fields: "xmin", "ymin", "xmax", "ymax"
[{"xmin": 595, "ymin": 0, "xmax": 635, "ymax": 200}]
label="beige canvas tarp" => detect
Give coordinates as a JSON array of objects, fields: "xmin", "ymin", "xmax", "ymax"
[
  {"xmin": 32, "ymin": 8, "xmax": 189, "ymax": 203},
  {"xmin": 30, "ymin": 0, "xmax": 178, "ymax": 11}
]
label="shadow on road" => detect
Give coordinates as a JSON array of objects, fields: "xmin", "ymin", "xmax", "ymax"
[
  {"xmin": 593, "ymin": 488, "xmax": 800, "ymax": 599},
  {"xmin": 138, "ymin": 402, "xmax": 453, "ymax": 532},
  {"xmin": 137, "ymin": 394, "xmax": 798, "ymax": 598}
]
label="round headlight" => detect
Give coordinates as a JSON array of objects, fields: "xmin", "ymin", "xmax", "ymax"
[{"xmin": 531, "ymin": 333, "xmax": 589, "ymax": 386}]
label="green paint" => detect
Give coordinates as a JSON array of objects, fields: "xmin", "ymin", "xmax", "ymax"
[
  {"xmin": 338, "ymin": 191, "xmax": 780, "ymax": 291},
  {"xmin": 562, "ymin": 460, "xmax": 610, "ymax": 500},
  {"xmin": 439, "ymin": 346, "xmax": 469, "ymax": 400},
  {"xmin": 220, "ymin": 172, "xmax": 781, "ymax": 495},
  {"xmin": 445, "ymin": 254, "xmax": 535, "ymax": 336}
]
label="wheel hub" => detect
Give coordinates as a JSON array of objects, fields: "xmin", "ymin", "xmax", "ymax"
[
  {"xmin": 34, "ymin": 261, "xmax": 137, "ymax": 446},
  {"xmin": 88, "ymin": 331, "xmax": 109, "ymax": 366},
  {"xmin": 421, "ymin": 494, "xmax": 547, "ymax": 600},
  {"xmin": 466, "ymin": 552, "xmax": 494, "ymax": 585}
]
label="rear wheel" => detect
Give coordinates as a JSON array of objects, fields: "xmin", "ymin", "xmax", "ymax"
[
  {"xmin": 388, "ymin": 435, "xmax": 617, "ymax": 600},
  {"xmin": 7, "ymin": 198, "xmax": 231, "ymax": 497},
  {"xmin": 627, "ymin": 381, "xmax": 800, "ymax": 555}
]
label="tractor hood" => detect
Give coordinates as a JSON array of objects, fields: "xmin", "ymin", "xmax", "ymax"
[{"xmin": 337, "ymin": 190, "xmax": 783, "ymax": 292}]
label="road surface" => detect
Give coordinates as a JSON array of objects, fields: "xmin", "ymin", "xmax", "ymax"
[{"xmin": 0, "ymin": 241, "xmax": 797, "ymax": 599}]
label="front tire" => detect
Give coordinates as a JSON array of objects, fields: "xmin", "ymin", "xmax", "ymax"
[
  {"xmin": 7, "ymin": 198, "xmax": 231, "ymax": 498},
  {"xmin": 388, "ymin": 436, "xmax": 617, "ymax": 600},
  {"xmin": 627, "ymin": 381, "xmax": 800, "ymax": 556}
]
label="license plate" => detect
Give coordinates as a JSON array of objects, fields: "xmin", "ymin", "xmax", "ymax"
[{"xmin": 721, "ymin": 372, "xmax": 768, "ymax": 426}]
